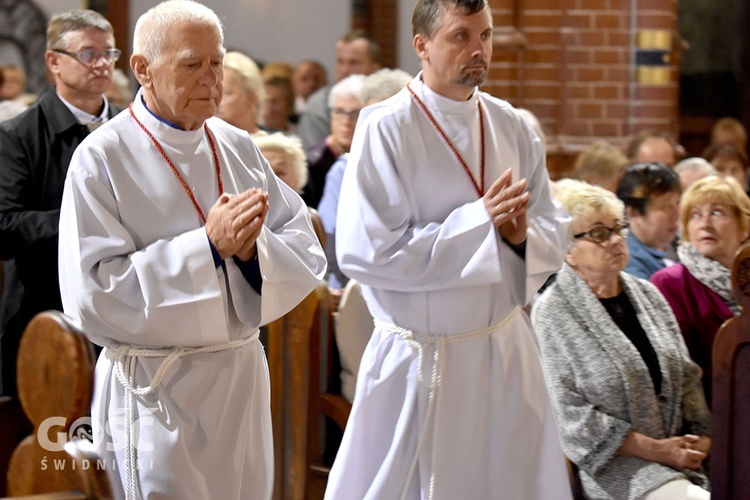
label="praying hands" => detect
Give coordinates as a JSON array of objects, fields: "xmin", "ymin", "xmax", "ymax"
[
  {"xmin": 206, "ymin": 188, "xmax": 269, "ymax": 261},
  {"xmin": 483, "ymin": 169, "xmax": 530, "ymax": 246}
]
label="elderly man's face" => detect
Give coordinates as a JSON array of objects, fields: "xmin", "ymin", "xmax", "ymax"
[{"xmin": 140, "ymin": 21, "xmax": 224, "ymax": 131}]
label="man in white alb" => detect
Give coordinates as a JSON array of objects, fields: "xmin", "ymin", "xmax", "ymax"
[
  {"xmin": 58, "ymin": 1, "xmax": 326, "ymax": 498},
  {"xmin": 325, "ymin": 0, "xmax": 572, "ymax": 498}
]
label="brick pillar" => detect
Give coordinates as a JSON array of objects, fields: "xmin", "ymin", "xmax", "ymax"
[{"xmin": 486, "ymin": 0, "xmax": 680, "ymax": 179}]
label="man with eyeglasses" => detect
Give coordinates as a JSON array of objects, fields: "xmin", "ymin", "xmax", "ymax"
[{"xmin": 0, "ymin": 9, "xmax": 122, "ymax": 396}]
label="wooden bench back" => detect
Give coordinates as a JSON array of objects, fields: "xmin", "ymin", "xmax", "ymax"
[
  {"xmin": 712, "ymin": 241, "xmax": 750, "ymax": 499},
  {"xmin": 6, "ymin": 310, "xmax": 111, "ymax": 499}
]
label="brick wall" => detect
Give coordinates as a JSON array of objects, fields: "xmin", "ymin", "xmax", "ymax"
[
  {"xmin": 354, "ymin": 0, "xmax": 399, "ymax": 69},
  {"xmin": 486, "ymin": 0, "xmax": 680, "ymax": 179}
]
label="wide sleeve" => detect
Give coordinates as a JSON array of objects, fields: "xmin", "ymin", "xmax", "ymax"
[
  {"xmin": 59, "ymin": 139, "xmax": 326, "ymax": 348},
  {"xmin": 336, "ymin": 108, "xmax": 569, "ymax": 299},
  {"xmin": 531, "ymin": 294, "xmax": 632, "ymax": 476},
  {"xmin": 504, "ymin": 115, "xmax": 572, "ymax": 303},
  {"xmin": 250, "ymin": 157, "xmax": 327, "ymax": 325}
]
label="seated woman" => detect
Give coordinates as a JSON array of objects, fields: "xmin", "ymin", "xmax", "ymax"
[
  {"xmin": 253, "ymin": 132, "xmax": 308, "ymax": 195},
  {"xmin": 216, "ymin": 51, "xmax": 269, "ymax": 137},
  {"xmin": 651, "ymin": 175, "xmax": 750, "ymax": 405},
  {"xmin": 531, "ymin": 181, "xmax": 711, "ymax": 500}
]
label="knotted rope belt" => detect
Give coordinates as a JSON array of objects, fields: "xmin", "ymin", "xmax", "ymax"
[
  {"xmin": 374, "ymin": 307, "xmax": 520, "ymax": 500},
  {"xmin": 111, "ymin": 334, "xmax": 256, "ymax": 500}
]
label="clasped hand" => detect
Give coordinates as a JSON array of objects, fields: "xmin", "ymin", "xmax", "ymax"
[
  {"xmin": 205, "ymin": 188, "xmax": 269, "ymax": 262},
  {"xmin": 658, "ymin": 434, "xmax": 711, "ymax": 471},
  {"xmin": 483, "ymin": 169, "xmax": 530, "ymax": 246}
]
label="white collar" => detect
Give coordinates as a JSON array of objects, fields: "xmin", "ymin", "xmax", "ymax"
[{"xmin": 56, "ymin": 90, "xmax": 110, "ymax": 125}]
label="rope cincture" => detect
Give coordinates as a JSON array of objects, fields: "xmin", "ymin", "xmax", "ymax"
[
  {"xmin": 375, "ymin": 307, "xmax": 520, "ymax": 500},
  {"xmin": 112, "ymin": 337, "xmax": 253, "ymax": 500}
]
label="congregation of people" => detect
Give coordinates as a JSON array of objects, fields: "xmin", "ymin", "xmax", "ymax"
[{"xmin": 1, "ymin": 0, "xmax": 749, "ymax": 498}]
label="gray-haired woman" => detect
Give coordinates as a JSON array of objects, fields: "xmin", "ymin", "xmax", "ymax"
[{"xmin": 531, "ymin": 181, "xmax": 711, "ymax": 500}]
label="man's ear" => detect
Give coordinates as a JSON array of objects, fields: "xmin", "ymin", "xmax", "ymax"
[
  {"xmin": 413, "ymin": 34, "xmax": 428, "ymax": 61},
  {"xmin": 45, "ymin": 50, "xmax": 60, "ymax": 77},
  {"xmin": 130, "ymin": 54, "xmax": 151, "ymax": 88}
]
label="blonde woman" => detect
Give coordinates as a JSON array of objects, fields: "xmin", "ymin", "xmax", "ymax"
[
  {"xmin": 532, "ymin": 181, "xmax": 711, "ymax": 500},
  {"xmin": 254, "ymin": 132, "xmax": 308, "ymax": 194},
  {"xmin": 216, "ymin": 51, "xmax": 267, "ymax": 135},
  {"xmin": 651, "ymin": 175, "xmax": 750, "ymax": 405}
]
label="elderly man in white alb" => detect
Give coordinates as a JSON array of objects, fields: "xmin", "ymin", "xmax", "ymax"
[
  {"xmin": 325, "ymin": 0, "xmax": 572, "ymax": 499},
  {"xmin": 58, "ymin": 1, "xmax": 326, "ymax": 498}
]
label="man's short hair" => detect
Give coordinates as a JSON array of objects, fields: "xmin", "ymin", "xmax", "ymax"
[
  {"xmin": 133, "ymin": 0, "xmax": 224, "ymax": 65},
  {"xmin": 625, "ymin": 128, "xmax": 677, "ymax": 161},
  {"xmin": 673, "ymin": 157, "xmax": 716, "ymax": 177},
  {"xmin": 338, "ymin": 30, "xmax": 381, "ymax": 66},
  {"xmin": 574, "ymin": 140, "xmax": 628, "ymax": 183},
  {"xmin": 47, "ymin": 9, "xmax": 114, "ymax": 50},
  {"xmin": 412, "ymin": 0, "xmax": 488, "ymax": 38},
  {"xmin": 702, "ymin": 142, "xmax": 749, "ymax": 168},
  {"xmin": 616, "ymin": 162, "xmax": 681, "ymax": 215}
]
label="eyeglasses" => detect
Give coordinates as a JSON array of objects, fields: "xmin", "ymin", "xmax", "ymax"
[
  {"xmin": 53, "ymin": 48, "xmax": 121, "ymax": 65},
  {"xmin": 331, "ymin": 107, "xmax": 361, "ymax": 119},
  {"xmin": 573, "ymin": 222, "xmax": 629, "ymax": 244}
]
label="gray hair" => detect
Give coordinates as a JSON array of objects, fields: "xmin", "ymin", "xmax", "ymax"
[
  {"xmin": 328, "ymin": 74, "xmax": 366, "ymax": 108},
  {"xmin": 674, "ymin": 157, "xmax": 717, "ymax": 177},
  {"xmin": 553, "ymin": 180, "xmax": 625, "ymax": 241},
  {"xmin": 133, "ymin": 0, "xmax": 224, "ymax": 65},
  {"xmin": 254, "ymin": 133, "xmax": 308, "ymax": 192},
  {"xmin": 361, "ymin": 68, "xmax": 412, "ymax": 105},
  {"xmin": 47, "ymin": 10, "xmax": 114, "ymax": 50},
  {"xmin": 412, "ymin": 0, "xmax": 488, "ymax": 38}
]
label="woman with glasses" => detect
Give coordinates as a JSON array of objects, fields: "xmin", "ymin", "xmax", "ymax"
[
  {"xmin": 531, "ymin": 181, "xmax": 711, "ymax": 500},
  {"xmin": 651, "ymin": 175, "xmax": 750, "ymax": 406},
  {"xmin": 302, "ymin": 74, "xmax": 364, "ymax": 207}
]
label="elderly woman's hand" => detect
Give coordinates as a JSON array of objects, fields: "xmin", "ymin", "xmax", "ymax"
[
  {"xmin": 652, "ymin": 436, "xmax": 708, "ymax": 471},
  {"xmin": 618, "ymin": 431, "xmax": 709, "ymax": 471}
]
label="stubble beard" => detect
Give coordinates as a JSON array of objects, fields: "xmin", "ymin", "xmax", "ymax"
[
  {"xmin": 457, "ymin": 59, "xmax": 488, "ymax": 88},
  {"xmin": 457, "ymin": 71, "xmax": 487, "ymax": 88}
]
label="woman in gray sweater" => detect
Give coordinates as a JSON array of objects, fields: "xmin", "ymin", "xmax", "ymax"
[{"xmin": 532, "ymin": 181, "xmax": 711, "ymax": 499}]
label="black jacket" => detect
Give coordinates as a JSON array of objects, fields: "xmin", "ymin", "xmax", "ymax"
[{"xmin": 0, "ymin": 88, "xmax": 121, "ymax": 395}]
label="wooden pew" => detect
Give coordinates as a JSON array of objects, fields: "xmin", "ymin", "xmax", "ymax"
[
  {"xmin": 265, "ymin": 281, "xmax": 351, "ymax": 500},
  {"xmin": 264, "ymin": 208, "xmax": 352, "ymax": 499},
  {"xmin": 5, "ymin": 311, "xmax": 111, "ymax": 499},
  {"xmin": 305, "ymin": 285, "xmax": 351, "ymax": 500},
  {"xmin": 712, "ymin": 241, "xmax": 750, "ymax": 499}
]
